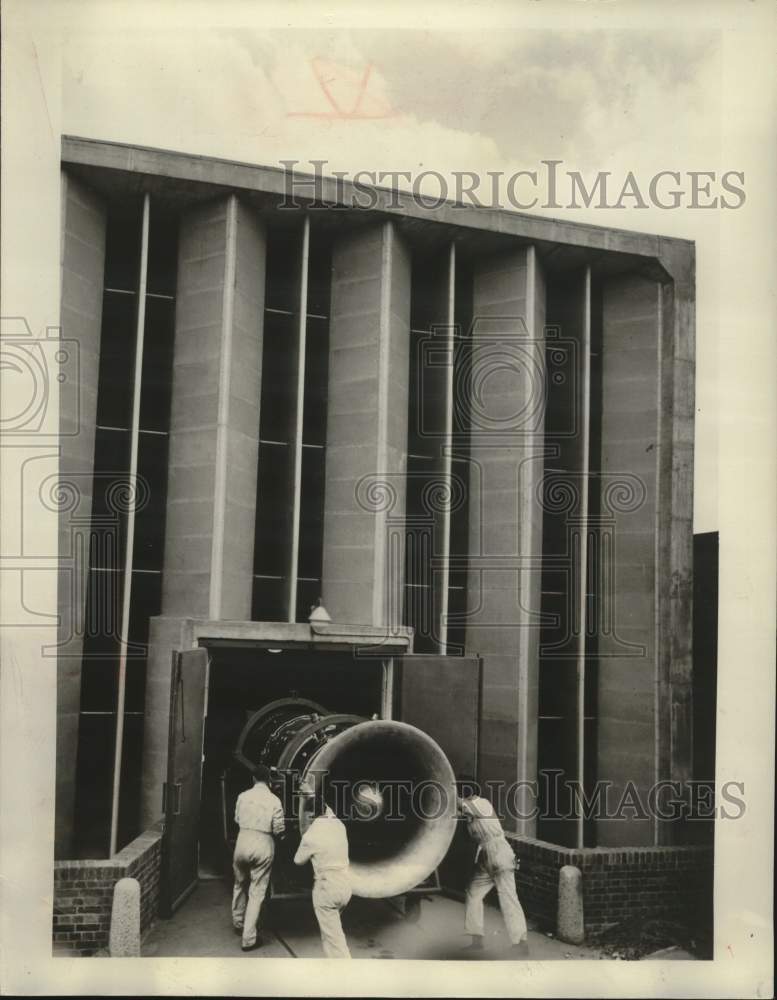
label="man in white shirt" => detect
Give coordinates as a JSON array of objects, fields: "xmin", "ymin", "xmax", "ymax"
[
  {"xmin": 232, "ymin": 762, "xmax": 285, "ymax": 951},
  {"xmin": 459, "ymin": 787, "xmax": 529, "ymax": 956},
  {"xmin": 293, "ymin": 783, "xmax": 352, "ymax": 958}
]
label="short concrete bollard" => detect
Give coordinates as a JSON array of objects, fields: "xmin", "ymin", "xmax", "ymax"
[
  {"xmin": 109, "ymin": 877, "xmax": 141, "ymax": 957},
  {"xmin": 557, "ymin": 864, "xmax": 585, "ymax": 945}
]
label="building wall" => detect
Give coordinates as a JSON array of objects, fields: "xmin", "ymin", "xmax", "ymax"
[
  {"xmin": 56, "ymin": 172, "xmax": 106, "ymax": 857},
  {"xmin": 56, "ymin": 148, "xmax": 697, "ymax": 866}
]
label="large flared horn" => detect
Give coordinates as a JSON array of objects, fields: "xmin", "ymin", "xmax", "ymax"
[
  {"xmin": 235, "ymin": 702, "xmax": 458, "ymax": 899},
  {"xmin": 299, "ymin": 719, "xmax": 457, "ymax": 899}
]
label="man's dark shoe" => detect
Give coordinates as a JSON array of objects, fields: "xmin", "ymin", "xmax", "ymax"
[
  {"xmin": 463, "ymin": 935, "xmax": 484, "ymax": 951},
  {"xmin": 241, "ymin": 937, "xmax": 263, "ymax": 952},
  {"xmin": 511, "ymin": 939, "xmax": 530, "ymax": 958}
]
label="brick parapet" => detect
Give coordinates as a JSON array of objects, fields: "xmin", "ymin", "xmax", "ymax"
[
  {"xmin": 52, "ymin": 822, "xmax": 163, "ymax": 956},
  {"xmin": 506, "ymin": 833, "xmax": 713, "ymax": 935}
]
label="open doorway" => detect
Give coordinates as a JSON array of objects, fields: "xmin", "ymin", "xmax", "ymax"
[{"xmin": 198, "ymin": 645, "xmax": 384, "ymax": 880}]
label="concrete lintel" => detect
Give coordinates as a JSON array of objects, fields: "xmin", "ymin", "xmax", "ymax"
[
  {"xmin": 148, "ymin": 616, "xmax": 413, "ymax": 651},
  {"xmin": 61, "ymin": 136, "xmax": 695, "ymax": 267}
]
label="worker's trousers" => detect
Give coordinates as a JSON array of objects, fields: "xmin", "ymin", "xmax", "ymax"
[
  {"xmin": 312, "ymin": 870, "xmax": 352, "ymax": 958},
  {"xmin": 232, "ymin": 829, "xmax": 275, "ymax": 948},
  {"xmin": 464, "ymin": 856, "xmax": 528, "ymax": 945}
]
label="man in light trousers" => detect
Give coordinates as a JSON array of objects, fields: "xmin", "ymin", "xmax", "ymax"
[
  {"xmin": 294, "ymin": 783, "xmax": 352, "ymax": 958},
  {"xmin": 459, "ymin": 788, "xmax": 529, "ymax": 956},
  {"xmin": 232, "ymin": 762, "xmax": 285, "ymax": 951}
]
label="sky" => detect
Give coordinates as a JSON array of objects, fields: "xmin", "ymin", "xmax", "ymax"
[{"xmin": 61, "ymin": 23, "xmax": 723, "ymax": 205}]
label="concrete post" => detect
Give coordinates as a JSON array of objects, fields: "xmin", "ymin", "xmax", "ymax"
[
  {"xmin": 109, "ymin": 877, "xmax": 141, "ymax": 957},
  {"xmin": 161, "ymin": 195, "xmax": 266, "ymax": 622},
  {"xmin": 557, "ymin": 864, "xmax": 585, "ymax": 945},
  {"xmin": 464, "ymin": 245, "xmax": 546, "ymax": 834},
  {"xmin": 321, "ymin": 221, "xmax": 411, "ymax": 628}
]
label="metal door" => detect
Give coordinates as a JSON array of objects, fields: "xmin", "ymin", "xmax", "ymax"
[
  {"xmin": 397, "ymin": 654, "xmax": 482, "ymax": 896},
  {"xmin": 397, "ymin": 654, "xmax": 482, "ymax": 777},
  {"xmin": 160, "ymin": 647, "xmax": 209, "ymax": 917}
]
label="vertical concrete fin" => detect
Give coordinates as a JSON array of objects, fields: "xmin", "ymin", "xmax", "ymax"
[
  {"xmin": 322, "ymin": 222, "xmax": 411, "ymax": 627},
  {"xmin": 465, "ymin": 243, "xmax": 545, "ymax": 835},
  {"xmin": 437, "ymin": 242, "xmax": 457, "ymax": 653},
  {"xmin": 595, "ymin": 272, "xmax": 662, "ymax": 847},
  {"xmin": 209, "ymin": 195, "xmax": 238, "ymax": 620},
  {"xmin": 372, "ymin": 222, "xmax": 393, "ymax": 627},
  {"xmin": 162, "ymin": 196, "xmax": 265, "ymax": 621},
  {"xmin": 287, "ymin": 215, "xmax": 311, "ymax": 622}
]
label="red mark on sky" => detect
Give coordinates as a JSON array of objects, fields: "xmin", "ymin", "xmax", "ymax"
[{"xmin": 287, "ymin": 58, "xmax": 397, "ymax": 120}]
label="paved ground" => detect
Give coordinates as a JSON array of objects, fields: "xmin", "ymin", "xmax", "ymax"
[
  {"xmin": 142, "ymin": 878, "xmax": 606, "ymax": 961},
  {"xmin": 643, "ymin": 946, "xmax": 697, "ymax": 960}
]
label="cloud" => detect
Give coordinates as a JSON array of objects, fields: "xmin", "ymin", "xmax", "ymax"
[{"xmin": 63, "ymin": 26, "xmax": 721, "ymax": 183}]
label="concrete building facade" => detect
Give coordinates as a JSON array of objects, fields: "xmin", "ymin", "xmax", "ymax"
[{"xmin": 55, "ymin": 137, "xmax": 707, "ymax": 938}]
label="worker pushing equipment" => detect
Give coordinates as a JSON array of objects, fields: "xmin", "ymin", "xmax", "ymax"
[
  {"xmin": 294, "ymin": 780, "xmax": 352, "ymax": 958},
  {"xmin": 231, "ymin": 763, "xmax": 285, "ymax": 951},
  {"xmin": 458, "ymin": 784, "xmax": 529, "ymax": 956}
]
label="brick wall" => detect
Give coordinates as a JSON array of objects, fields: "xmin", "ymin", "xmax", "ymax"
[
  {"xmin": 53, "ymin": 823, "xmax": 163, "ymax": 956},
  {"xmin": 508, "ymin": 833, "xmax": 713, "ymax": 936}
]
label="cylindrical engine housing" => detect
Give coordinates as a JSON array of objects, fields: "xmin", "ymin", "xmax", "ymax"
[{"xmin": 233, "ymin": 700, "xmax": 457, "ymax": 898}]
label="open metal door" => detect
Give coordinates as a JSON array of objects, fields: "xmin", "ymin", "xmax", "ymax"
[
  {"xmin": 160, "ymin": 647, "xmax": 209, "ymax": 917},
  {"xmin": 397, "ymin": 654, "xmax": 482, "ymax": 777},
  {"xmin": 397, "ymin": 654, "xmax": 482, "ymax": 897}
]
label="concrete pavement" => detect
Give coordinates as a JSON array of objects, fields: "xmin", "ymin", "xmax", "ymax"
[{"xmin": 141, "ymin": 878, "xmax": 605, "ymax": 961}]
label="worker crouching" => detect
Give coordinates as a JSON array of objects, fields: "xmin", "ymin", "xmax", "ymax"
[{"xmin": 458, "ymin": 786, "xmax": 529, "ymax": 956}]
